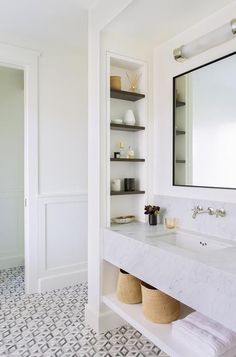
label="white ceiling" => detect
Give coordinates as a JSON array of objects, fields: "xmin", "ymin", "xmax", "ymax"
[
  {"xmin": 105, "ymin": 0, "xmax": 235, "ymax": 47},
  {"xmin": 0, "ymin": 0, "xmax": 95, "ymax": 50},
  {"xmin": 0, "ymin": 0, "xmax": 234, "ymax": 51}
]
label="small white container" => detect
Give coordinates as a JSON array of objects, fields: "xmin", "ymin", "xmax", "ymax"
[
  {"xmin": 111, "ymin": 179, "xmax": 121, "ymax": 192},
  {"xmin": 124, "ymin": 109, "xmax": 136, "ymax": 126},
  {"xmin": 111, "ymin": 118, "xmax": 123, "ymax": 124}
]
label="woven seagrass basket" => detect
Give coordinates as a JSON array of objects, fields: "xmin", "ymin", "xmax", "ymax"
[
  {"xmin": 116, "ymin": 269, "xmax": 142, "ymax": 304},
  {"xmin": 141, "ymin": 281, "xmax": 180, "ymax": 323}
]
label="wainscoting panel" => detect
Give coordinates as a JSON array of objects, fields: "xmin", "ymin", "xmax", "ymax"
[
  {"xmin": 0, "ymin": 192, "xmax": 24, "ymax": 269},
  {"xmin": 38, "ymin": 194, "xmax": 88, "ymax": 292}
]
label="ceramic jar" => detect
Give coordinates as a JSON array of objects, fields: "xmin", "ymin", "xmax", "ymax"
[{"xmin": 124, "ymin": 109, "xmax": 136, "ymax": 126}]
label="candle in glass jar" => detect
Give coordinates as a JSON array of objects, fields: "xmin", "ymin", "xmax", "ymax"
[{"xmin": 111, "ymin": 179, "xmax": 121, "ymax": 192}]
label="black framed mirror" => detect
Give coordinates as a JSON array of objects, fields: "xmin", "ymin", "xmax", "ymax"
[{"xmin": 173, "ymin": 51, "xmax": 236, "ymax": 189}]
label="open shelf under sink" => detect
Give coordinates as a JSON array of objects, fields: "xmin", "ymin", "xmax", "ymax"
[{"xmin": 103, "ymin": 293, "xmax": 197, "ymax": 357}]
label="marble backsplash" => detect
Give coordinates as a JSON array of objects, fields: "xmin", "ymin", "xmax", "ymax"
[{"xmin": 154, "ymin": 195, "xmax": 236, "ymax": 242}]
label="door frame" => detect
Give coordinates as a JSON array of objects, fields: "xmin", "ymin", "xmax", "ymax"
[{"xmin": 0, "ymin": 43, "xmax": 40, "ymax": 293}]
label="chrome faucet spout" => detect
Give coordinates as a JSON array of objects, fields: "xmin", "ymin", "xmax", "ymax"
[{"xmin": 207, "ymin": 207, "xmax": 215, "ymax": 215}]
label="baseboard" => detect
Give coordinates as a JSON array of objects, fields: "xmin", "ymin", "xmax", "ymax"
[
  {"xmin": 38, "ymin": 268, "xmax": 88, "ymax": 292},
  {"xmin": 85, "ymin": 303, "xmax": 125, "ymax": 333},
  {"xmin": 0, "ymin": 255, "xmax": 24, "ymax": 270}
]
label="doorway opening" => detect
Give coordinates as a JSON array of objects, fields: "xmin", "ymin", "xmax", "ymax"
[
  {"xmin": 0, "ymin": 43, "xmax": 39, "ymax": 294},
  {"xmin": 0, "ymin": 66, "xmax": 25, "ymax": 285}
]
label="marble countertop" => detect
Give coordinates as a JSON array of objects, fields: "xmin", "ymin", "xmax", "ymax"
[
  {"xmin": 103, "ymin": 222, "xmax": 236, "ymax": 331},
  {"xmin": 109, "ymin": 222, "xmax": 236, "ymax": 275}
]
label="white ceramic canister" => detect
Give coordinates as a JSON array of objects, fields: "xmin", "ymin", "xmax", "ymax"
[
  {"xmin": 111, "ymin": 179, "xmax": 121, "ymax": 192},
  {"xmin": 124, "ymin": 109, "xmax": 136, "ymax": 126}
]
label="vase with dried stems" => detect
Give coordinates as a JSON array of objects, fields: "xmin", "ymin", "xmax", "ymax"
[{"xmin": 126, "ymin": 72, "xmax": 142, "ymax": 92}]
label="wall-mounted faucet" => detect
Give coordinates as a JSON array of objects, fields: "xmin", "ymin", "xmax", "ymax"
[{"xmin": 192, "ymin": 205, "xmax": 226, "ymax": 219}]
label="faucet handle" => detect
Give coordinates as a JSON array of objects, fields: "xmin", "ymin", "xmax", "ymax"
[
  {"xmin": 196, "ymin": 205, "xmax": 203, "ymax": 211},
  {"xmin": 215, "ymin": 208, "xmax": 226, "ymax": 218},
  {"xmin": 192, "ymin": 205, "xmax": 203, "ymax": 212},
  {"xmin": 192, "ymin": 205, "xmax": 203, "ymax": 219}
]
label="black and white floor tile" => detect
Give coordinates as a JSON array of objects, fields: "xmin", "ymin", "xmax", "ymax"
[{"xmin": 0, "ymin": 267, "xmax": 169, "ymax": 356}]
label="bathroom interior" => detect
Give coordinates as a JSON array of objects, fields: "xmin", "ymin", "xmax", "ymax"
[
  {"xmin": 1, "ymin": 0, "xmax": 236, "ymax": 356},
  {"xmin": 87, "ymin": 1, "xmax": 236, "ymax": 357}
]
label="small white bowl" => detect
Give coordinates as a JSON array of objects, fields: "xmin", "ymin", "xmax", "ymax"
[
  {"xmin": 113, "ymin": 215, "xmax": 135, "ymax": 224},
  {"xmin": 111, "ymin": 119, "xmax": 123, "ymax": 124}
]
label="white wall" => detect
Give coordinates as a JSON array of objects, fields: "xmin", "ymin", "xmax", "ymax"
[
  {"xmin": 38, "ymin": 48, "xmax": 88, "ymax": 290},
  {"xmin": 39, "ymin": 50, "xmax": 88, "ymax": 195},
  {"xmin": 86, "ymin": 0, "xmax": 135, "ymax": 332},
  {"xmin": 0, "ymin": 34, "xmax": 88, "ymax": 289},
  {"xmin": 38, "ymin": 193, "xmax": 87, "ymax": 291},
  {"xmin": 154, "ymin": 2, "xmax": 236, "ymax": 239},
  {"xmin": 0, "ymin": 67, "xmax": 24, "ymax": 269},
  {"xmin": 154, "ymin": 1, "xmax": 236, "ymax": 203}
]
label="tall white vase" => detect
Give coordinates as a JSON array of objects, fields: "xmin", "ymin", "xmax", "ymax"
[{"xmin": 124, "ymin": 110, "xmax": 136, "ymax": 126}]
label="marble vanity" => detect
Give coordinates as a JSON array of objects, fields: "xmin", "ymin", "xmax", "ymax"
[{"xmin": 103, "ymin": 222, "xmax": 236, "ymax": 334}]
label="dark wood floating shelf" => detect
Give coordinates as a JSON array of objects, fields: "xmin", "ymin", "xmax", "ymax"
[
  {"xmin": 110, "ymin": 89, "xmax": 145, "ymax": 102},
  {"xmin": 176, "ymin": 130, "xmax": 186, "ymax": 135},
  {"xmin": 110, "ymin": 123, "xmax": 145, "ymax": 132},
  {"xmin": 176, "ymin": 101, "xmax": 186, "ymax": 107},
  {"xmin": 176, "ymin": 160, "xmax": 186, "ymax": 163},
  {"xmin": 111, "ymin": 190, "xmax": 145, "ymax": 196},
  {"xmin": 110, "ymin": 158, "xmax": 145, "ymax": 162}
]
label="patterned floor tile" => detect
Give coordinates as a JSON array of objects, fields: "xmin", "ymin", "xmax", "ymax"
[{"xmin": 0, "ymin": 267, "xmax": 169, "ymax": 356}]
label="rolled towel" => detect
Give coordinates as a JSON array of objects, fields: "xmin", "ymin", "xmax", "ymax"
[
  {"xmin": 185, "ymin": 312, "xmax": 236, "ymax": 349},
  {"xmin": 223, "ymin": 345, "xmax": 236, "ymax": 357},
  {"xmin": 172, "ymin": 319, "xmax": 229, "ymax": 356}
]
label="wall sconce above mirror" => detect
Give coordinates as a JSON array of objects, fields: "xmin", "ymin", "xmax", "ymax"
[
  {"xmin": 173, "ymin": 19, "xmax": 236, "ymax": 62},
  {"xmin": 173, "ymin": 51, "xmax": 236, "ymax": 189}
]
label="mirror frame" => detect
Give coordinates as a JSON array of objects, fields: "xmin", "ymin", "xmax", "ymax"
[{"xmin": 173, "ymin": 50, "xmax": 236, "ymax": 190}]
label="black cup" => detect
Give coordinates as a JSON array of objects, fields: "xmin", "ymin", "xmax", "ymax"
[{"xmin": 124, "ymin": 178, "xmax": 135, "ymax": 192}]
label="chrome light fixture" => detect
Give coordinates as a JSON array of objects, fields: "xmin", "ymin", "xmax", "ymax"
[{"xmin": 174, "ymin": 19, "xmax": 236, "ymax": 62}]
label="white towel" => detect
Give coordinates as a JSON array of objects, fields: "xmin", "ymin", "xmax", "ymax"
[
  {"xmin": 223, "ymin": 345, "xmax": 236, "ymax": 357},
  {"xmin": 172, "ymin": 320, "xmax": 227, "ymax": 356},
  {"xmin": 186, "ymin": 312, "xmax": 236, "ymax": 348},
  {"xmin": 172, "ymin": 312, "xmax": 236, "ymax": 357}
]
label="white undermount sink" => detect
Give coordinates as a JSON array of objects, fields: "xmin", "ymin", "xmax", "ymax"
[{"xmin": 146, "ymin": 229, "xmax": 234, "ymax": 253}]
